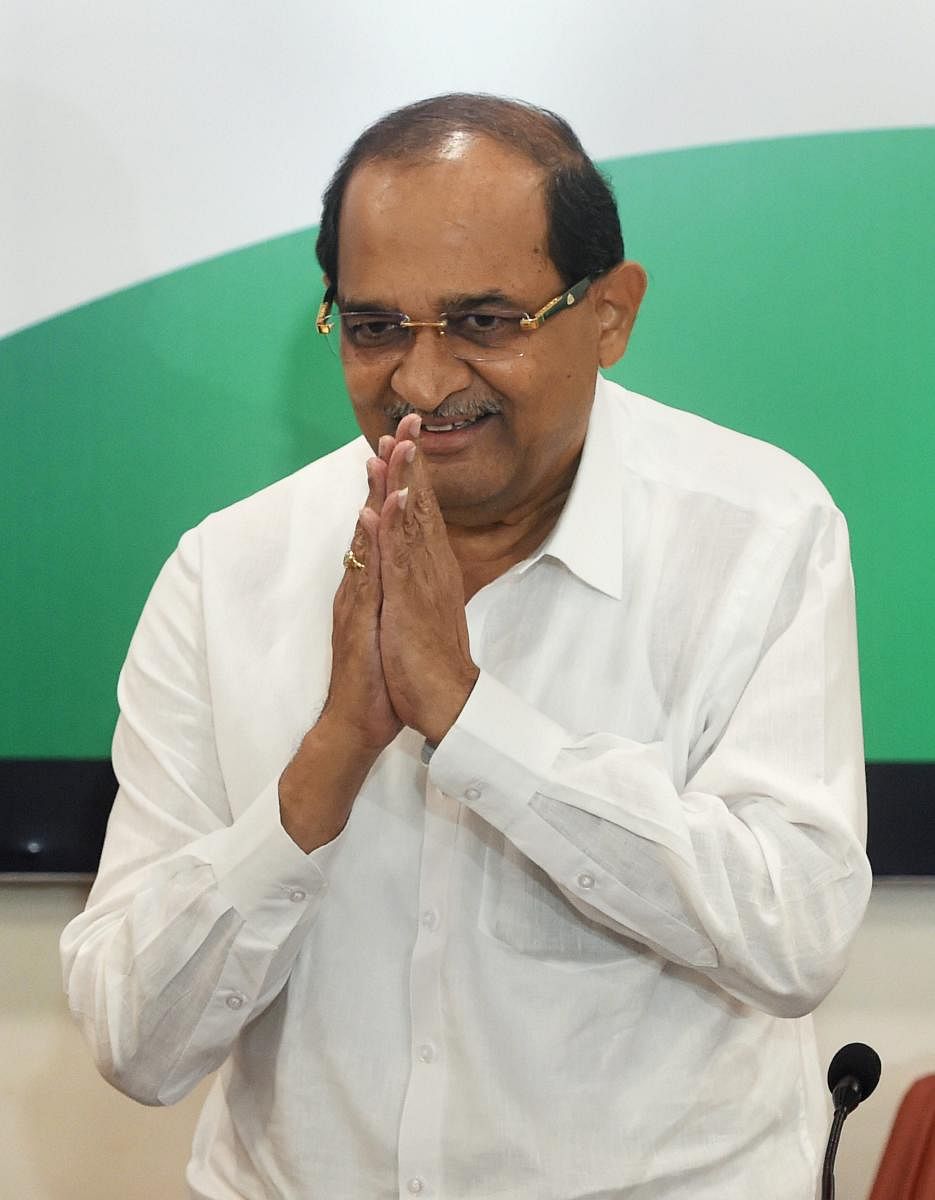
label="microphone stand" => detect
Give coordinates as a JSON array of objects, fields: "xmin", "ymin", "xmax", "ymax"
[
  {"xmin": 821, "ymin": 1104, "xmax": 848, "ymax": 1200},
  {"xmin": 821, "ymin": 1077, "xmax": 863, "ymax": 1200}
]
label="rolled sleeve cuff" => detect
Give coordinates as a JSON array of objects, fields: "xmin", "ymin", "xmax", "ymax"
[
  {"xmin": 203, "ymin": 779, "xmax": 342, "ymax": 926},
  {"xmin": 429, "ymin": 671, "xmax": 567, "ymax": 830}
]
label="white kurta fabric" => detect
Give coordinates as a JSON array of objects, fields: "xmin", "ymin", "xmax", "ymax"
[{"xmin": 61, "ymin": 377, "xmax": 872, "ymax": 1199}]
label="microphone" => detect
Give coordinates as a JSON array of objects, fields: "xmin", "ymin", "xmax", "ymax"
[{"xmin": 821, "ymin": 1042, "xmax": 882, "ymax": 1200}]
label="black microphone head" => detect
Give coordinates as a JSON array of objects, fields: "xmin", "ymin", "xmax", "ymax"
[{"xmin": 827, "ymin": 1043, "xmax": 882, "ymax": 1103}]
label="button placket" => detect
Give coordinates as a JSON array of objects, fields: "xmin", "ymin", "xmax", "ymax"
[{"xmin": 395, "ymin": 781, "xmax": 458, "ymax": 1199}]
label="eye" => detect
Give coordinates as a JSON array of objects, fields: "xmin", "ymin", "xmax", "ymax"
[
  {"xmin": 448, "ymin": 312, "xmax": 517, "ymax": 342},
  {"xmin": 341, "ymin": 314, "xmax": 406, "ymax": 347}
]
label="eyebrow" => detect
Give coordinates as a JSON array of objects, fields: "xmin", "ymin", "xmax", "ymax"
[
  {"xmin": 337, "ymin": 298, "xmax": 396, "ymax": 314},
  {"xmin": 442, "ymin": 290, "xmax": 520, "ymax": 311},
  {"xmin": 337, "ymin": 290, "xmax": 524, "ymax": 314}
]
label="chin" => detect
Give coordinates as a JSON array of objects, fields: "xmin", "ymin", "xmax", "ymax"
[
  {"xmin": 433, "ymin": 479, "xmax": 494, "ymax": 520},
  {"xmin": 438, "ymin": 491, "xmax": 515, "ymax": 528}
]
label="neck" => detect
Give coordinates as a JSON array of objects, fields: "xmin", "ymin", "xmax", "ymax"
[{"xmin": 444, "ymin": 477, "xmax": 574, "ymax": 601}]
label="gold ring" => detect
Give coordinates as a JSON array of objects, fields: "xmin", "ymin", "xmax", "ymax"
[{"xmin": 343, "ymin": 548, "xmax": 365, "ymax": 571}]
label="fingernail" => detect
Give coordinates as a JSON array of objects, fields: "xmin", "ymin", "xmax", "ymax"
[
  {"xmin": 397, "ymin": 487, "xmax": 409, "ymax": 511},
  {"xmin": 379, "ymin": 436, "xmax": 392, "ymax": 458},
  {"xmin": 405, "ymin": 442, "xmax": 416, "ymax": 464},
  {"xmin": 410, "ymin": 415, "xmax": 422, "ymax": 437}
]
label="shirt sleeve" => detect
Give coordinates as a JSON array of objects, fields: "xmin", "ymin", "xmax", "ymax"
[
  {"xmin": 60, "ymin": 527, "xmax": 341, "ymax": 1107},
  {"xmin": 428, "ymin": 504, "xmax": 872, "ymax": 1018}
]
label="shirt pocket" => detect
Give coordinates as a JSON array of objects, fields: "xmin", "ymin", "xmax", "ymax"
[{"xmin": 478, "ymin": 831, "xmax": 631, "ymax": 965}]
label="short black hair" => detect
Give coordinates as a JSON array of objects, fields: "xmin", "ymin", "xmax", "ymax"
[{"xmin": 316, "ymin": 93, "xmax": 624, "ymax": 295}]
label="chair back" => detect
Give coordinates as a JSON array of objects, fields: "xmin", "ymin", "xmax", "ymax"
[{"xmin": 869, "ymin": 1075, "xmax": 935, "ymax": 1200}]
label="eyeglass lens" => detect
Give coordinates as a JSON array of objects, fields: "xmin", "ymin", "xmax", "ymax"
[{"xmin": 323, "ymin": 312, "xmax": 527, "ymax": 363}]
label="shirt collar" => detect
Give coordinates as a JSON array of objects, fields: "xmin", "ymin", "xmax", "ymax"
[{"xmin": 517, "ymin": 374, "xmax": 626, "ymax": 600}]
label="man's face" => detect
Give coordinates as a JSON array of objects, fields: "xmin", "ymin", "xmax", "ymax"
[{"xmin": 336, "ymin": 135, "xmax": 606, "ymax": 527}]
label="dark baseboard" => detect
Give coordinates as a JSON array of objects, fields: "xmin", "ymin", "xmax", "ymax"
[
  {"xmin": 1, "ymin": 758, "xmax": 932, "ymax": 878},
  {"xmin": 1, "ymin": 758, "xmax": 117, "ymax": 876},
  {"xmin": 865, "ymin": 761, "xmax": 934, "ymax": 877}
]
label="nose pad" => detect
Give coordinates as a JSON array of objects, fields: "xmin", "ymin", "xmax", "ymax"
[{"xmin": 390, "ymin": 327, "xmax": 474, "ymax": 412}]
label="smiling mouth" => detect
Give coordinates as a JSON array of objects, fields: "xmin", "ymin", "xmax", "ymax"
[{"xmin": 420, "ymin": 413, "xmax": 494, "ymax": 433}]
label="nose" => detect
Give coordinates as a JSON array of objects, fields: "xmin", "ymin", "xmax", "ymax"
[{"xmin": 390, "ymin": 326, "xmax": 474, "ymax": 413}]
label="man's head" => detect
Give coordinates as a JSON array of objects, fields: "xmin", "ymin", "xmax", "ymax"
[{"xmin": 317, "ymin": 94, "xmax": 646, "ymax": 526}]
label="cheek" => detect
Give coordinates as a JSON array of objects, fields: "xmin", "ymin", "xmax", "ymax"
[
  {"xmin": 508, "ymin": 365, "xmax": 594, "ymax": 462},
  {"xmin": 344, "ymin": 365, "xmax": 393, "ymax": 427}
]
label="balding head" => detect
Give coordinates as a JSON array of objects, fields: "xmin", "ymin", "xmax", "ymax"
[{"xmin": 316, "ymin": 93, "xmax": 625, "ymax": 296}]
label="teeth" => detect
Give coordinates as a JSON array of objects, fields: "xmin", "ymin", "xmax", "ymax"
[{"xmin": 423, "ymin": 418, "xmax": 479, "ymax": 432}]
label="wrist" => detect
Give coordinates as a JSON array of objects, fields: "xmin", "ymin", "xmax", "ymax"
[
  {"xmin": 315, "ymin": 707, "xmax": 392, "ymax": 758},
  {"xmin": 278, "ymin": 719, "xmax": 382, "ymax": 853},
  {"xmin": 420, "ymin": 666, "xmax": 479, "ymax": 746}
]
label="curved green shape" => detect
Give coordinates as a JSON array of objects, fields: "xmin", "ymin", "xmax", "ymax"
[{"xmin": 2, "ymin": 127, "xmax": 934, "ymax": 758}]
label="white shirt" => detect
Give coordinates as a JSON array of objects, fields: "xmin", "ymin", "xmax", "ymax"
[{"xmin": 61, "ymin": 377, "xmax": 872, "ymax": 1199}]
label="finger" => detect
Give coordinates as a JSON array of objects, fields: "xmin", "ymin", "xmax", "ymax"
[
  {"xmin": 358, "ymin": 504, "xmax": 381, "ymax": 541},
  {"xmin": 386, "ymin": 437, "xmax": 418, "ymax": 497},
  {"xmin": 386, "ymin": 440, "xmax": 445, "ymax": 538},
  {"xmin": 340, "ymin": 509, "xmax": 380, "ymax": 599},
  {"xmin": 384, "ymin": 414, "xmax": 422, "ymax": 493},
  {"xmin": 356, "ymin": 504, "xmax": 382, "ymax": 569},
  {"xmin": 365, "ymin": 456, "xmax": 388, "ymax": 514},
  {"xmin": 378, "ymin": 434, "xmax": 396, "ymax": 463},
  {"xmin": 394, "ymin": 413, "xmax": 422, "ymax": 443},
  {"xmin": 377, "ymin": 487, "xmax": 411, "ymax": 575},
  {"xmin": 384, "ymin": 412, "xmax": 420, "ymax": 492},
  {"xmin": 342, "ymin": 454, "xmax": 389, "ymax": 585},
  {"xmin": 381, "ymin": 486, "xmax": 410, "ymax": 523},
  {"xmin": 344, "ymin": 523, "xmax": 370, "ymax": 577},
  {"xmin": 345, "ymin": 478, "xmax": 377, "ymax": 574}
]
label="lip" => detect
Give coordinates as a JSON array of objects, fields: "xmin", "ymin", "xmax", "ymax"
[{"xmin": 417, "ymin": 413, "xmax": 497, "ymax": 456}]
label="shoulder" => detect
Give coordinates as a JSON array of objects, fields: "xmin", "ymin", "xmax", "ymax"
[
  {"xmin": 597, "ymin": 377, "xmax": 836, "ymax": 524},
  {"xmin": 205, "ymin": 435, "xmax": 368, "ymax": 534},
  {"xmin": 176, "ymin": 435, "xmax": 371, "ymax": 573}
]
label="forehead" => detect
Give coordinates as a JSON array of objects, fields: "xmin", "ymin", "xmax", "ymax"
[{"xmin": 337, "ymin": 136, "xmax": 562, "ymax": 307}]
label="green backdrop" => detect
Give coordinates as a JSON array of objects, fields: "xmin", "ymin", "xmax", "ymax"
[{"xmin": 3, "ymin": 128, "xmax": 934, "ymax": 760}]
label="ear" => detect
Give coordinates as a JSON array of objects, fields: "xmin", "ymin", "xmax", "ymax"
[{"xmin": 593, "ymin": 261, "xmax": 648, "ymax": 368}]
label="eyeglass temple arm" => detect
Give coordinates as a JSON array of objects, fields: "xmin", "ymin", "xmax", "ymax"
[
  {"xmin": 316, "ymin": 286, "xmax": 336, "ymax": 335},
  {"xmin": 519, "ymin": 276, "xmax": 593, "ymax": 331}
]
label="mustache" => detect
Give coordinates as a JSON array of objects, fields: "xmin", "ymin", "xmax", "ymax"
[{"xmin": 384, "ymin": 395, "xmax": 503, "ymax": 425}]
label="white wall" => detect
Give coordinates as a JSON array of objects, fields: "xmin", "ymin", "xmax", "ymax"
[
  {"xmin": 3, "ymin": 0, "xmax": 935, "ymax": 336},
  {"xmin": 2, "ymin": 880, "xmax": 933, "ymax": 1199}
]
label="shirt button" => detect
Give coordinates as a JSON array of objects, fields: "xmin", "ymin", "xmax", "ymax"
[
  {"xmin": 289, "ymin": 889, "xmax": 306, "ymax": 903},
  {"xmin": 421, "ymin": 910, "xmax": 438, "ymax": 931},
  {"xmin": 417, "ymin": 1043, "xmax": 436, "ymax": 1063},
  {"xmin": 464, "ymin": 786, "xmax": 481, "ymax": 802},
  {"xmin": 577, "ymin": 873, "xmax": 596, "ymax": 890},
  {"xmin": 407, "ymin": 1179, "xmax": 424, "ymax": 1194},
  {"xmin": 225, "ymin": 993, "xmax": 245, "ymax": 1010}
]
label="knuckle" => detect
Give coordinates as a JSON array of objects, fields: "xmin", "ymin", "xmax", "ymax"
[{"xmin": 414, "ymin": 488, "xmax": 434, "ymax": 517}]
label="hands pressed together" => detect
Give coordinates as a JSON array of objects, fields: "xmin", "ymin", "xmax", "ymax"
[
  {"xmin": 330, "ymin": 413, "xmax": 480, "ymax": 751},
  {"xmin": 280, "ymin": 415, "xmax": 480, "ymax": 851}
]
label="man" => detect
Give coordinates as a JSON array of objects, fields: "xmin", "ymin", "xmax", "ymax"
[{"xmin": 62, "ymin": 95, "xmax": 871, "ymax": 1198}]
